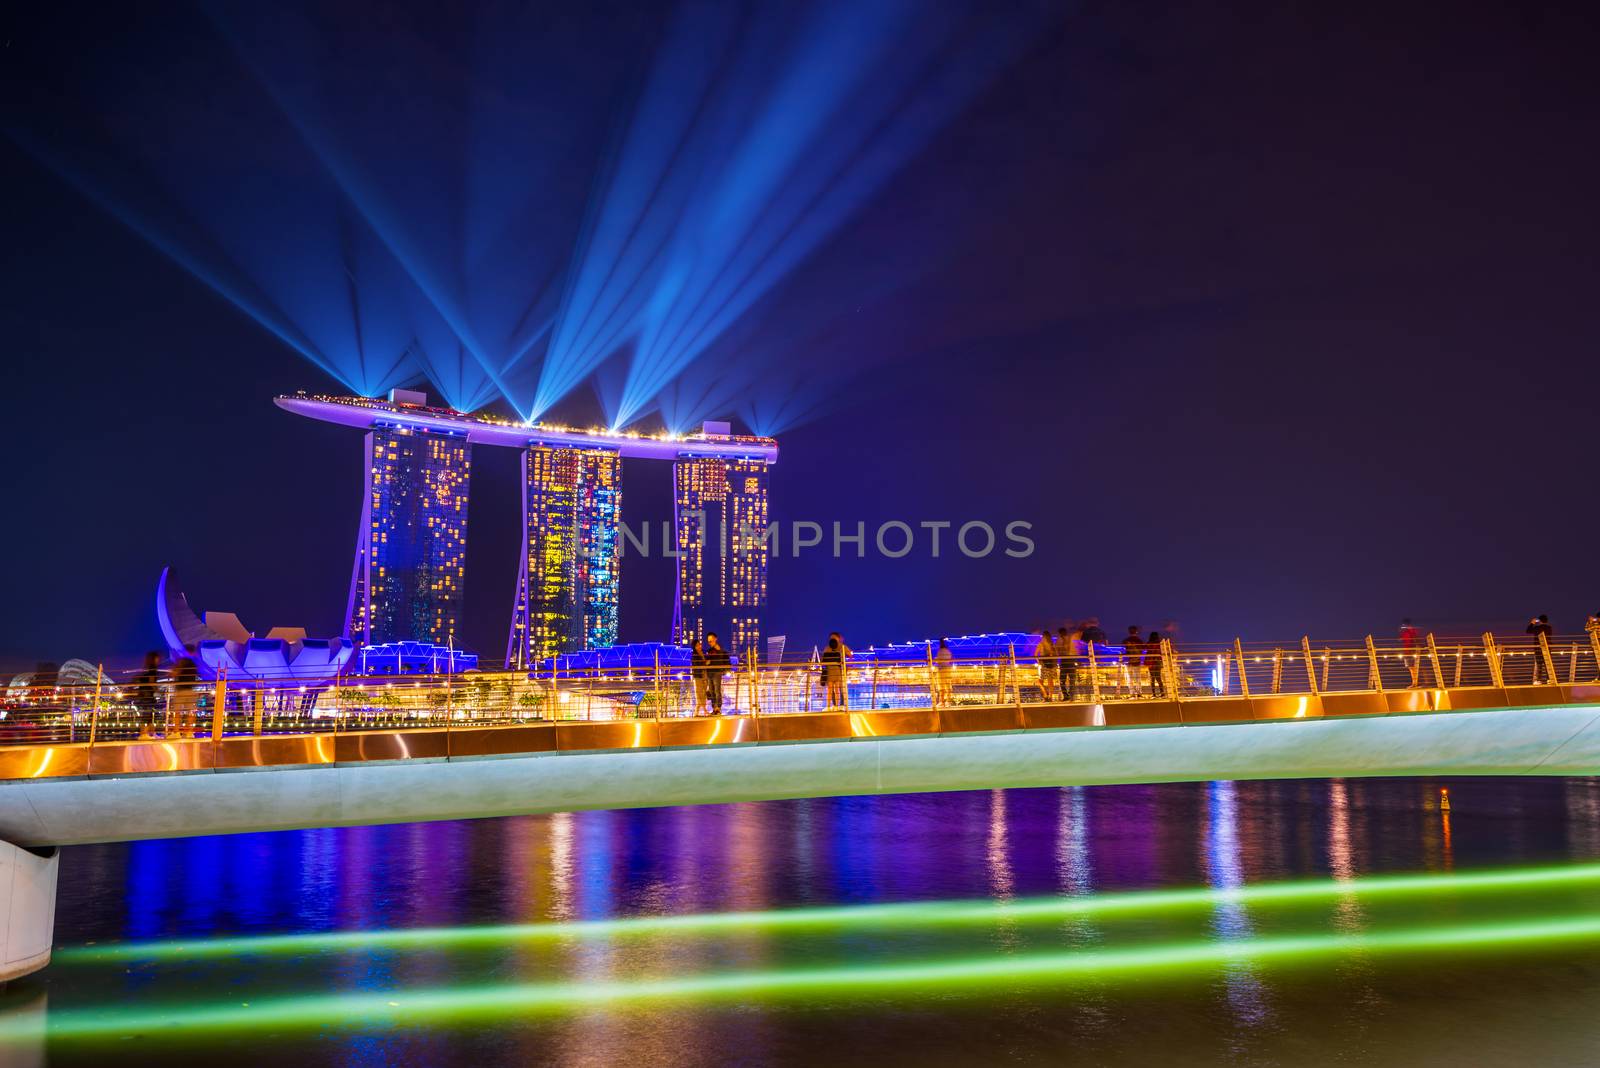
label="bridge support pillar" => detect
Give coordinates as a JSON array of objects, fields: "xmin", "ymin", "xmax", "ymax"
[{"xmin": 0, "ymin": 839, "xmax": 58, "ymax": 982}]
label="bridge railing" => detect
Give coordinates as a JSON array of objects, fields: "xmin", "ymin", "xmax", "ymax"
[{"xmin": 3, "ymin": 630, "xmax": 1598, "ymax": 750}]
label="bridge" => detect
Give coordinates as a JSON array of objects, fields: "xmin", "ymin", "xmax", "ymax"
[{"xmin": 2, "ymin": 629, "xmax": 1598, "ymax": 979}]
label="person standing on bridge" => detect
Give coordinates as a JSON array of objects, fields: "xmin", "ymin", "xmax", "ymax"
[
  {"xmin": 168, "ymin": 653, "xmax": 199, "ymax": 738},
  {"xmin": 1399, "ymin": 619, "xmax": 1421, "ymax": 687},
  {"xmin": 1126, "ymin": 626, "xmax": 1152, "ymax": 700},
  {"xmin": 690, "ymin": 639, "xmax": 710, "ymax": 715},
  {"xmin": 830, "ymin": 632, "xmax": 852, "ymax": 709},
  {"xmin": 704, "ymin": 633, "xmax": 731, "ymax": 713},
  {"xmin": 1527, "ymin": 614, "xmax": 1555, "ymax": 684},
  {"xmin": 933, "ymin": 638, "xmax": 954, "ymax": 706},
  {"xmin": 822, "ymin": 637, "xmax": 846, "ymax": 710},
  {"xmin": 1060, "ymin": 624, "xmax": 1082, "ymax": 700},
  {"xmin": 1034, "ymin": 628, "xmax": 1057, "ymax": 701},
  {"xmin": 1588, "ymin": 612, "xmax": 1600, "ymax": 683},
  {"xmin": 132, "ymin": 651, "xmax": 161, "ymax": 738},
  {"xmin": 1124, "ymin": 626, "xmax": 1146, "ymax": 698},
  {"xmin": 1148, "ymin": 631, "xmax": 1168, "ymax": 697}
]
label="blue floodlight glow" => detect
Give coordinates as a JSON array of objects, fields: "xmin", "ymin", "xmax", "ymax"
[
  {"xmin": 9, "ymin": 3, "xmax": 1045, "ymax": 428},
  {"xmin": 539, "ymin": 0, "xmax": 1040, "ymax": 424}
]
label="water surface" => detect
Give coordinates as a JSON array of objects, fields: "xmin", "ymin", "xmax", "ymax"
[{"xmin": 11, "ymin": 776, "xmax": 1600, "ymax": 1065}]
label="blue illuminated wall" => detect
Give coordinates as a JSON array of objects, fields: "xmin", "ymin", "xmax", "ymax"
[
  {"xmin": 357, "ymin": 641, "xmax": 478, "ymax": 676},
  {"xmin": 506, "ymin": 446, "xmax": 621, "ymax": 667},
  {"xmin": 349, "ymin": 424, "xmax": 471, "ymax": 646}
]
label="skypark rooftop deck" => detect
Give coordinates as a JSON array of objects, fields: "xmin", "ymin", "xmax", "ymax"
[{"xmin": 275, "ymin": 392, "xmax": 779, "ymax": 462}]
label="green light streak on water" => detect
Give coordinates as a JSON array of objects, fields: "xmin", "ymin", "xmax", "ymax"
[
  {"xmin": 58, "ymin": 861, "xmax": 1600, "ymax": 963},
  {"xmin": 17, "ymin": 913, "xmax": 1600, "ymax": 1043}
]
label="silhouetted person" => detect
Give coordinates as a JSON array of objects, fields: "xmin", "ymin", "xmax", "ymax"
[
  {"xmin": 1399, "ymin": 619, "xmax": 1421, "ymax": 686},
  {"xmin": 1060, "ymin": 625, "xmax": 1082, "ymax": 700},
  {"xmin": 169, "ymin": 654, "xmax": 199, "ymax": 738},
  {"xmin": 133, "ymin": 651, "xmax": 162, "ymax": 736},
  {"xmin": 1080, "ymin": 618, "xmax": 1107, "ymax": 647},
  {"xmin": 1528, "ymin": 614, "xmax": 1555, "ymax": 683},
  {"xmin": 933, "ymin": 638, "xmax": 954, "ymax": 706},
  {"xmin": 690, "ymin": 639, "xmax": 710, "ymax": 715},
  {"xmin": 1035, "ymin": 628, "xmax": 1057, "ymax": 701},
  {"xmin": 1147, "ymin": 631, "xmax": 1166, "ymax": 696},
  {"xmin": 822, "ymin": 637, "xmax": 845, "ymax": 709},
  {"xmin": 1588, "ymin": 612, "xmax": 1600, "ymax": 683},
  {"xmin": 1121, "ymin": 626, "xmax": 1146, "ymax": 697},
  {"xmin": 704, "ymin": 633, "xmax": 730, "ymax": 713}
]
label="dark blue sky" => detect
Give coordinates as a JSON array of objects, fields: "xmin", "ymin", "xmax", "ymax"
[{"xmin": 3, "ymin": 0, "xmax": 1598, "ymax": 668}]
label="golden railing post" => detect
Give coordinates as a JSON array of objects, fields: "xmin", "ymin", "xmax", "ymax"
[
  {"xmin": 1004, "ymin": 643, "xmax": 1017, "ymax": 707},
  {"xmin": 1365, "ymin": 635, "xmax": 1385, "ymax": 693},
  {"xmin": 1482, "ymin": 633, "xmax": 1504, "ymax": 688},
  {"xmin": 1320, "ymin": 647, "xmax": 1332, "ymax": 691},
  {"xmin": 1233, "ymin": 638, "xmax": 1251, "ymax": 698},
  {"xmin": 210, "ymin": 667, "xmax": 227, "ymax": 742},
  {"xmin": 1011, "ymin": 646, "xmax": 1022, "ymax": 712},
  {"xmin": 1300, "ymin": 637, "xmax": 1319, "ymax": 693},
  {"xmin": 1453, "ymin": 644, "xmax": 1464, "ymax": 687},
  {"xmin": 749, "ymin": 647, "xmax": 757, "ymax": 716},
  {"xmin": 1426, "ymin": 633, "xmax": 1445, "ymax": 691},
  {"xmin": 1270, "ymin": 648, "xmax": 1283, "ymax": 694},
  {"xmin": 926, "ymin": 644, "xmax": 936, "ymax": 708},
  {"xmin": 1590, "ymin": 627, "xmax": 1600, "ymax": 683},
  {"xmin": 1569, "ymin": 642, "xmax": 1580, "ymax": 685},
  {"xmin": 252, "ymin": 684, "xmax": 264, "ymax": 736},
  {"xmin": 1162, "ymin": 639, "xmax": 1180, "ymax": 701},
  {"xmin": 1088, "ymin": 642, "xmax": 1101, "ymax": 702},
  {"xmin": 88, "ymin": 664, "xmax": 103, "ymax": 747},
  {"xmin": 1537, "ymin": 631, "xmax": 1558, "ymax": 686}
]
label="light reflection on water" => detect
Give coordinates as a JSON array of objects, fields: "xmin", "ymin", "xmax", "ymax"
[{"xmin": 13, "ymin": 776, "xmax": 1600, "ymax": 1065}]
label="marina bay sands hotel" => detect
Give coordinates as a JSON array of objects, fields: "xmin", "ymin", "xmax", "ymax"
[{"xmin": 276, "ymin": 391, "xmax": 777, "ymax": 666}]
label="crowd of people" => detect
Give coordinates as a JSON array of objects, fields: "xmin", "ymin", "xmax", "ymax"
[
  {"xmin": 1025, "ymin": 620, "xmax": 1179, "ymax": 702},
  {"xmin": 806, "ymin": 622, "xmax": 1173, "ymax": 711}
]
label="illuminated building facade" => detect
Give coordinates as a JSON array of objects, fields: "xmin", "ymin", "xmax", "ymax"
[
  {"xmin": 674, "ymin": 455, "xmax": 770, "ymax": 657},
  {"xmin": 505, "ymin": 446, "xmax": 622, "ymax": 667},
  {"xmin": 348, "ymin": 423, "xmax": 471, "ymax": 646},
  {"xmin": 277, "ymin": 393, "xmax": 775, "ymax": 663}
]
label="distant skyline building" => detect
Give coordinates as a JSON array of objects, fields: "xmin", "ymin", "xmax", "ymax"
[
  {"xmin": 276, "ymin": 391, "xmax": 776, "ymax": 663},
  {"xmin": 350, "ymin": 423, "xmax": 471, "ymax": 647},
  {"xmin": 674, "ymin": 452, "xmax": 770, "ymax": 657},
  {"xmin": 505, "ymin": 444, "xmax": 622, "ymax": 669}
]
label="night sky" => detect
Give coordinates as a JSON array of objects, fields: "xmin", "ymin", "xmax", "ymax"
[{"xmin": 3, "ymin": 1, "xmax": 1597, "ymax": 669}]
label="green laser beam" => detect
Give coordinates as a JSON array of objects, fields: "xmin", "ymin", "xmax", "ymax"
[
  {"xmin": 18, "ymin": 913, "xmax": 1600, "ymax": 1043},
  {"xmin": 58, "ymin": 862, "xmax": 1600, "ymax": 963}
]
